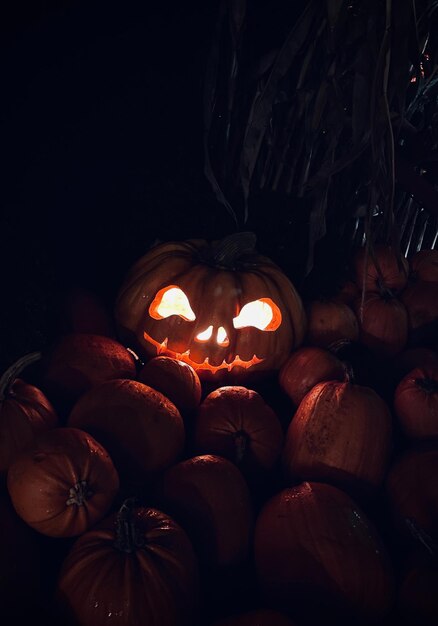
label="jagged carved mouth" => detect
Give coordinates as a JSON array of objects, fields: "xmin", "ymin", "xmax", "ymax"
[{"xmin": 143, "ymin": 331, "xmax": 263, "ymax": 374}]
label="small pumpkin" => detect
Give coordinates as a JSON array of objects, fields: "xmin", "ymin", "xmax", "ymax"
[
  {"xmin": 137, "ymin": 355, "xmax": 202, "ymax": 415},
  {"xmin": 304, "ymin": 298, "xmax": 359, "ymax": 348},
  {"xmin": 393, "ymin": 366, "xmax": 438, "ymax": 440},
  {"xmin": 7, "ymin": 427, "xmax": 119, "ymax": 537},
  {"xmin": 282, "ymin": 380, "xmax": 393, "ymax": 494},
  {"xmin": 409, "ymin": 248, "xmax": 438, "ymax": 283},
  {"xmin": 159, "ymin": 454, "xmax": 253, "ymax": 568},
  {"xmin": 254, "ymin": 481, "xmax": 395, "ymax": 624},
  {"xmin": 68, "ymin": 379, "xmax": 185, "ymax": 490},
  {"xmin": 42, "ymin": 333, "xmax": 137, "ymax": 412},
  {"xmin": 354, "ymin": 243, "xmax": 409, "ymax": 293},
  {"xmin": 56, "ymin": 501, "xmax": 199, "ymax": 626},
  {"xmin": 0, "ymin": 352, "xmax": 57, "ymax": 475},
  {"xmin": 353, "ymin": 291, "xmax": 408, "ymax": 358},
  {"xmin": 278, "ymin": 346, "xmax": 346, "ymax": 408},
  {"xmin": 114, "ymin": 232, "xmax": 306, "ymax": 383},
  {"xmin": 192, "ymin": 386, "xmax": 284, "ymax": 478}
]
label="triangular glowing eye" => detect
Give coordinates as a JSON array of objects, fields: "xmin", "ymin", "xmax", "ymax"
[
  {"xmin": 233, "ymin": 298, "xmax": 282, "ymax": 331},
  {"xmin": 196, "ymin": 325, "xmax": 213, "ymax": 341},
  {"xmin": 149, "ymin": 285, "xmax": 196, "ymax": 321}
]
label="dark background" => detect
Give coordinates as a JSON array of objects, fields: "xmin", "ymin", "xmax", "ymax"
[{"xmin": 0, "ymin": 0, "xmax": 228, "ymax": 371}]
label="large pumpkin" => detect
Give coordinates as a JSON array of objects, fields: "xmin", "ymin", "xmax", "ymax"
[
  {"xmin": 7, "ymin": 427, "xmax": 120, "ymax": 537},
  {"xmin": 114, "ymin": 233, "xmax": 306, "ymax": 382},
  {"xmin": 254, "ymin": 481, "xmax": 395, "ymax": 624},
  {"xmin": 56, "ymin": 502, "xmax": 199, "ymax": 626}
]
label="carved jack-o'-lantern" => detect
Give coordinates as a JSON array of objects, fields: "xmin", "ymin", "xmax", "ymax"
[{"xmin": 115, "ymin": 233, "xmax": 306, "ymax": 382}]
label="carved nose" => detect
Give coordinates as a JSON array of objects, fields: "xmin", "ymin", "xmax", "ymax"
[{"xmin": 195, "ymin": 325, "xmax": 230, "ymax": 347}]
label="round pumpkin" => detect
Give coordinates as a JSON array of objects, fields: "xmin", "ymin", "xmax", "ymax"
[
  {"xmin": 304, "ymin": 298, "xmax": 359, "ymax": 348},
  {"xmin": 137, "ymin": 355, "xmax": 202, "ymax": 414},
  {"xmin": 385, "ymin": 445, "xmax": 438, "ymax": 543},
  {"xmin": 41, "ymin": 333, "xmax": 137, "ymax": 411},
  {"xmin": 278, "ymin": 346, "xmax": 346, "ymax": 408},
  {"xmin": 192, "ymin": 386, "xmax": 284, "ymax": 478},
  {"xmin": 212, "ymin": 608, "xmax": 297, "ymax": 625},
  {"xmin": 354, "ymin": 243, "xmax": 409, "ymax": 293},
  {"xmin": 7, "ymin": 427, "xmax": 119, "ymax": 537},
  {"xmin": 68, "ymin": 378, "xmax": 185, "ymax": 490},
  {"xmin": 393, "ymin": 366, "xmax": 438, "ymax": 440},
  {"xmin": 159, "ymin": 454, "xmax": 253, "ymax": 568},
  {"xmin": 56, "ymin": 502, "xmax": 199, "ymax": 626},
  {"xmin": 0, "ymin": 352, "xmax": 57, "ymax": 474},
  {"xmin": 254, "ymin": 481, "xmax": 395, "ymax": 624},
  {"xmin": 282, "ymin": 380, "xmax": 393, "ymax": 494},
  {"xmin": 354, "ymin": 291, "xmax": 408, "ymax": 358},
  {"xmin": 409, "ymin": 248, "xmax": 438, "ymax": 283},
  {"xmin": 114, "ymin": 233, "xmax": 306, "ymax": 383}
]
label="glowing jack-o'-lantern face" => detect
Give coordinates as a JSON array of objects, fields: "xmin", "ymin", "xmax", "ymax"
[{"xmin": 115, "ymin": 234, "xmax": 307, "ymax": 382}]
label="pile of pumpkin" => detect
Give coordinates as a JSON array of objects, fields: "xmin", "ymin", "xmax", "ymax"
[{"xmin": 1, "ymin": 235, "xmax": 437, "ymax": 626}]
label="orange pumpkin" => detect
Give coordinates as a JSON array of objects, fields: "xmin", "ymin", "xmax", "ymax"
[
  {"xmin": 254, "ymin": 482, "xmax": 395, "ymax": 624},
  {"xmin": 7, "ymin": 427, "xmax": 119, "ymax": 537},
  {"xmin": 354, "ymin": 243, "xmax": 409, "ymax": 293},
  {"xmin": 354, "ymin": 291, "xmax": 408, "ymax": 358},
  {"xmin": 114, "ymin": 233, "xmax": 306, "ymax": 383},
  {"xmin": 159, "ymin": 454, "xmax": 253, "ymax": 568},
  {"xmin": 282, "ymin": 380, "xmax": 393, "ymax": 494},
  {"xmin": 278, "ymin": 346, "xmax": 346, "ymax": 408},
  {"xmin": 304, "ymin": 299, "xmax": 359, "ymax": 348},
  {"xmin": 0, "ymin": 352, "xmax": 57, "ymax": 475},
  {"xmin": 56, "ymin": 502, "xmax": 199, "ymax": 626},
  {"xmin": 137, "ymin": 355, "xmax": 202, "ymax": 414},
  {"xmin": 394, "ymin": 366, "xmax": 438, "ymax": 440},
  {"xmin": 193, "ymin": 386, "xmax": 284, "ymax": 478},
  {"xmin": 68, "ymin": 379, "xmax": 185, "ymax": 490}
]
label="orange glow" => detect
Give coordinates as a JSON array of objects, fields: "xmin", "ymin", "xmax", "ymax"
[
  {"xmin": 233, "ymin": 298, "xmax": 281, "ymax": 331},
  {"xmin": 196, "ymin": 325, "xmax": 213, "ymax": 341},
  {"xmin": 143, "ymin": 331, "xmax": 263, "ymax": 373},
  {"xmin": 149, "ymin": 286, "xmax": 196, "ymax": 321}
]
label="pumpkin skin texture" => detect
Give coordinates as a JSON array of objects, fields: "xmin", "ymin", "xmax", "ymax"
[
  {"xmin": 7, "ymin": 427, "xmax": 119, "ymax": 537},
  {"xmin": 159, "ymin": 454, "xmax": 253, "ymax": 568},
  {"xmin": 282, "ymin": 381, "xmax": 392, "ymax": 494},
  {"xmin": 409, "ymin": 248, "xmax": 438, "ymax": 283},
  {"xmin": 305, "ymin": 299, "xmax": 359, "ymax": 348},
  {"xmin": 42, "ymin": 333, "xmax": 137, "ymax": 412},
  {"xmin": 114, "ymin": 235, "xmax": 306, "ymax": 383},
  {"xmin": 354, "ymin": 291, "xmax": 408, "ymax": 358},
  {"xmin": 278, "ymin": 346, "xmax": 346, "ymax": 408},
  {"xmin": 56, "ymin": 505, "xmax": 199, "ymax": 626},
  {"xmin": 137, "ymin": 355, "xmax": 202, "ymax": 415},
  {"xmin": 212, "ymin": 608, "xmax": 297, "ymax": 625},
  {"xmin": 193, "ymin": 386, "xmax": 284, "ymax": 478},
  {"xmin": 354, "ymin": 243, "xmax": 409, "ymax": 293},
  {"xmin": 68, "ymin": 379, "xmax": 185, "ymax": 490},
  {"xmin": 393, "ymin": 366, "xmax": 438, "ymax": 440},
  {"xmin": 254, "ymin": 482, "xmax": 395, "ymax": 624},
  {"xmin": 0, "ymin": 352, "xmax": 58, "ymax": 475},
  {"xmin": 385, "ymin": 446, "xmax": 438, "ymax": 543}
]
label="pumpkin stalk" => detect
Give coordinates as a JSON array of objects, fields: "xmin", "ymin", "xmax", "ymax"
[
  {"xmin": 201, "ymin": 232, "xmax": 257, "ymax": 269},
  {"xmin": 0, "ymin": 352, "xmax": 42, "ymax": 401},
  {"xmin": 66, "ymin": 480, "xmax": 93, "ymax": 506},
  {"xmin": 114, "ymin": 498, "xmax": 145, "ymax": 553}
]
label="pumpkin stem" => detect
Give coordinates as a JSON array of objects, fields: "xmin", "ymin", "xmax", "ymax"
[
  {"xmin": 201, "ymin": 232, "xmax": 257, "ymax": 269},
  {"xmin": 66, "ymin": 480, "xmax": 93, "ymax": 506},
  {"xmin": 415, "ymin": 377, "xmax": 438, "ymax": 394},
  {"xmin": 0, "ymin": 352, "xmax": 42, "ymax": 401},
  {"xmin": 405, "ymin": 517, "xmax": 438, "ymax": 557},
  {"xmin": 114, "ymin": 498, "xmax": 145, "ymax": 553},
  {"xmin": 234, "ymin": 430, "xmax": 249, "ymax": 464}
]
